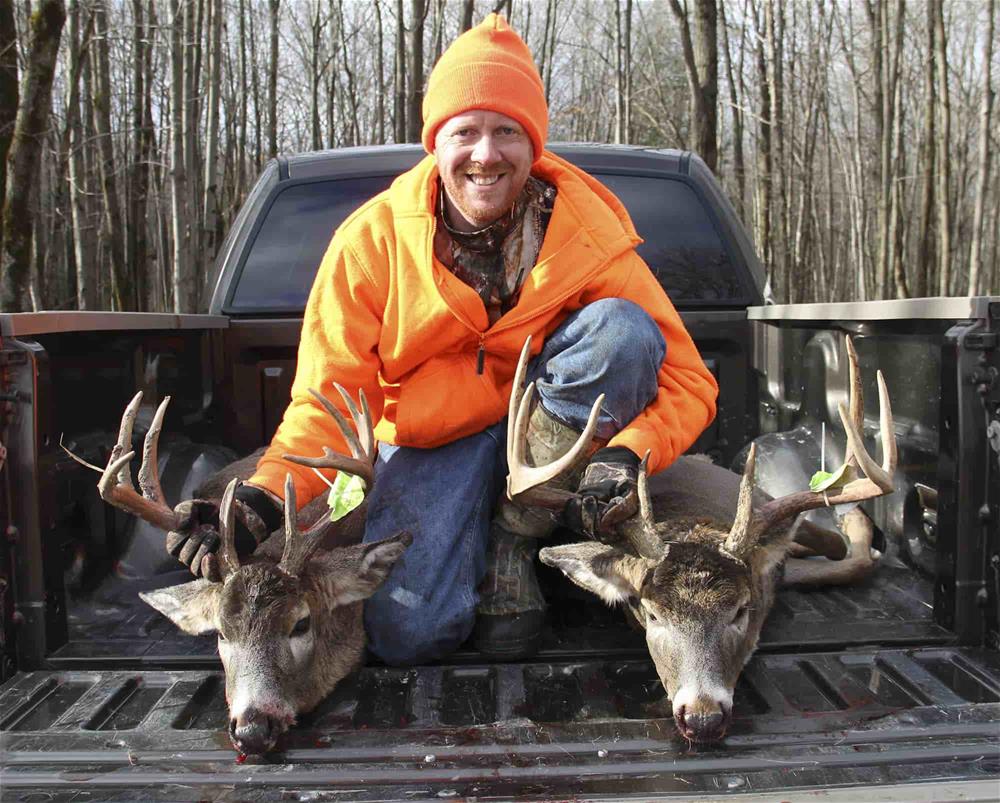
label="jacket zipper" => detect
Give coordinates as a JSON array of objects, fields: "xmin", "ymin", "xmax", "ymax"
[{"xmin": 476, "ymin": 334, "xmax": 486, "ymax": 374}]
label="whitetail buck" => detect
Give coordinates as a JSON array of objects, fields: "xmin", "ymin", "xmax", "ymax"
[
  {"xmin": 65, "ymin": 387, "xmax": 410, "ymax": 756},
  {"xmin": 507, "ymin": 335, "xmax": 896, "ymax": 744}
]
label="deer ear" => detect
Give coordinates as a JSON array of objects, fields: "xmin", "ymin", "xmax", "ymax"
[
  {"xmin": 539, "ymin": 542, "xmax": 656, "ymax": 606},
  {"xmin": 140, "ymin": 580, "xmax": 221, "ymax": 636},
  {"xmin": 332, "ymin": 531, "xmax": 413, "ymax": 606}
]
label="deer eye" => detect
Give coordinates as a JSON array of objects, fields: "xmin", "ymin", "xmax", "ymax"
[
  {"xmin": 216, "ymin": 630, "xmax": 227, "ymax": 642},
  {"xmin": 291, "ymin": 615, "xmax": 311, "ymax": 636},
  {"xmin": 732, "ymin": 606, "xmax": 749, "ymax": 626},
  {"xmin": 644, "ymin": 606, "xmax": 661, "ymax": 624}
]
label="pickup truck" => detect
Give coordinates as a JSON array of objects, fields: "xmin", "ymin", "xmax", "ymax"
[{"xmin": 0, "ymin": 144, "xmax": 997, "ymax": 801}]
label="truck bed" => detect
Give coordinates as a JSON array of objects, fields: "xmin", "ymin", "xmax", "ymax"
[
  {"xmin": 46, "ymin": 563, "xmax": 951, "ymax": 668},
  {"xmin": 2, "ymin": 644, "xmax": 998, "ymax": 800},
  {"xmin": 5, "ymin": 566, "xmax": 997, "ymax": 801}
]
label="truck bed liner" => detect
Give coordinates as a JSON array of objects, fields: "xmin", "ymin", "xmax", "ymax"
[
  {"xmin": 2, "ymin": 646, "xmax": 998, "ymax": 801},
  {"xmin": 47, "ymin": 563, "xmax": 952, "ymax": 669}
]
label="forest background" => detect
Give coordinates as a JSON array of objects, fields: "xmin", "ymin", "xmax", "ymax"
[{"xmin": 0, "ymin": 0, "xmax": 996, "ymax": 313}]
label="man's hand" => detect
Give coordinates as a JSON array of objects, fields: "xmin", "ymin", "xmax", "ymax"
[
  {"xmin": 564, "ymin": 446, "xmax": 641, "ymax": 538},
  {"xmin": 167, "ymin": 499, "xmax": 226, "ymax": 580},
  {"xmin": 166, "ymin": 486, "xmax": 281, "ymax": 580}
]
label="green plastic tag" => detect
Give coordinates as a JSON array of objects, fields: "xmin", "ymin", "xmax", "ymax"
[
  {"xmin": 327, "ymin": 473, "xmax": 367, "ymax": 521},
  {"xmin": 809, "ymin": 463, "xmax": 855, "ymax": 492}
]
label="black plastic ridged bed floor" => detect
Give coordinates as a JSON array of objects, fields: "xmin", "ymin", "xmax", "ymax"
[
  {"xmin": 45, "ymin": 563, "xmax": 952, "ymax": 670},
  {"xmin": 2, "ymin": 646, "xmax": 998, "ymax": 801}
]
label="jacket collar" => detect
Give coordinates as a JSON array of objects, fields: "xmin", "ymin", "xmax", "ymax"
[{"xmin": 387, "ymin": 151, "xmax": 643, "ymax": 329}]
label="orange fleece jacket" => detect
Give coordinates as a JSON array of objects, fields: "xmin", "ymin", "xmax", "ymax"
[{"xmin": 249, "ymin": 151, "xmax": 719, "ymax": 508}]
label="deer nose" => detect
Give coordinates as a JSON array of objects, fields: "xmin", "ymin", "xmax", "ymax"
[
  {"xmin": 229, "ymin": 708, "xmax": 276, "ymax": 755},
  {"xmin": 675, "ymin": 703, "xmax": 729, "ymax": 743}
]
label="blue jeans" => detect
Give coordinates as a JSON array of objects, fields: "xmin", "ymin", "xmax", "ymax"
[{"xmin": 362, "ymin": 298, "xmax": 666, "ymax": 665}]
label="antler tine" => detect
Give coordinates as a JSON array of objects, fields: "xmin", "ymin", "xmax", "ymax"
[
  {"xmin": 507, "ymin": 380, "xmax": 604, "ymax": 499},
  {"xmin": 278, "ymin": 473, "xmax": 322, "ymax": 576},
  {"xmin": 618, "ymin": 451, "xmax": 667, "ymax": 560},
  {"xmin": 333, "ymin": 383, "xmax": 375, "ymax": 460},
  {"xmin": 137, "ymin": 396, "xmax": 170, "ymax": 504},
  {"xmin": 724, "ymin": 443, "xmax": 758, "ymax": 559},
  {"xmin": 279, "ymin": 473, "xmax": 300, "ymax": 572},
  {"xmin": 845, "ymin": 337, "xmax": 862, "ymax": 465},
  {"xmin": 112, "ymin": 392, "xmax": 144, "ymax": 488},
  {"xmin": 507, "ymin": 336, "xmax": 532, "ymax": 457},
  {"xmin": 62, "ymin": 393, "xmax": 181, "ymax": 532},
  {"xmin": 837, "ymin": 368, "xmax": 895, "ymax": 490},
  {"xmin": 283, "ymin": 387, "xmax": 375, "ymax": 487},
  {"xmin": 216, "ymin": 478, "xmax": 242, "ymax": 579},
  {"xmin": 308, "ymin": 387, "xmax": 366, "ymax": 459}
]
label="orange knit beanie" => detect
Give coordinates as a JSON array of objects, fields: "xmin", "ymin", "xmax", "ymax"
[{"xmin": 421, "ymin": 14, "xmax": 548, "ymax": 161}]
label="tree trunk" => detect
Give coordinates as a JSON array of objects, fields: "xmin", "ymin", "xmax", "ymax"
[
  {"xmin": 406, "ymin": 0, "xmax": 425, "ymax": 143},
  {"xmin": 460, "ymin": 0, "xmax": 474, "ymax": 32},
  {"xmin": 394, "ymin": 0, "xmax": 406, "ymax": 142},
  {"xmin": 914, "ymin": 0, "xmax": 936, "ymax": 298},
  {"xmin": 667, "ymin": 0, "xmax": 717, "ymax": 170},
  {"xmin": 203, "ymin": 0, "xmax": 223, "ymax": 270},
  {"xmin": 130, "ymin": 0, "xmax": 152, "ymax": 310},
  {"xmin": 170, "ymin": 0, "xmax": 193, "ymax": 312},
  {"xmin": 968, "ymin": 0, "xmax": 994, "ymax": 296},
  {"xmin": 933, "ymin": 0, "xmax": 952, "ymax": 296},
  {"xmin": 268, "ymin": 0, "xmax": 280, "ymax": 158},
  {"xmin": 375, "ymin": 0, "xmax": 386, "ymax": 144},
  {"xmin": 0, "ymin": 0, "xmax": 18, "ymax": 209},
  {"xmin": 718, "ymin": 0, "xmax": 745, "ymax": 220},
  {"xmin": 752, "ymin": 0, "xmax": 773, "ymax": 294},
  {"xmin": 91, "ymin": 1, "xmax": 131, "ymax": 310},
  {"xmin": 888, "ymin": 0, "xmax": 909, "ymax": 299},
  {"xmin": 0, "ymin": 0, "xmax": 66, "ymax": 312}
]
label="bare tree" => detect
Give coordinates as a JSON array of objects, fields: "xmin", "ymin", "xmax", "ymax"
[
  {"xmin": 613, "ymin": 0, "xmax": 633, "ymax": 144},
  {"xmin": 460, "ymin": 0, "xmax": 475, "ymax": 32},
  {"xmin": 0, "ymin": 0, "xmax": 18, "ymax": 207},
  {"xmin": 268, "ymin": 0, "xmax": 280, "ymax": 157},
  {"xmin": 968, "ymin": 0, "xmax": 995, "ymax": 296},
  {"xmin": 170, "ymin": 0, "xmax": 192, "ymax": 312},
  {"xmin": 1, "ymin": 0, "xmax": 65, "ymax": 312},
  {"xmin": 91, "ymin": 1, "xmax": 131, "ymax": 309},
  {"xmin": 406, "ymin": 0, "xmax": 426, "ymax": 143},
  {"xmin": 203, "ymin": 0, "xmax": 224, "ymax": 264},
  {"xmin": 394, "ymin": 0, "xmax": 406, "ymax": 142},
  {"xmin": 668, "ymin": 0, "xmax": 718, "ymax": 170},
  {"xmin": 933, "ymin": 0, "xmax": 952, "ymax": 296}
]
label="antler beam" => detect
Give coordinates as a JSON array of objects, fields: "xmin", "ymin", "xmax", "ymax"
[{"xmin": 726, "ymin": 337, "xmax": 897, "ymax": 558}]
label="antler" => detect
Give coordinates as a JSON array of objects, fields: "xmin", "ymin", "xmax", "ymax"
[
  {"xmin": 505, "ymin": 337, "xmax": 665, "ymax": 560},
  {"xmin": 283, "ymin": 385, "xmax": 376, "ymax": 488},
  {"xmin": 61, "ymin": 391, "xmax": 181, "ymax": 532},
  {"xmin": 506, "ymin": 336, "xmax": 604, "ymax": 503},
  {"xmin": 725, "ymin": 337, "xmax": 896, "ymax": 560},
  {"xmin": 276, "ymin": 384, "xmax": 377, "ymax": 570}
]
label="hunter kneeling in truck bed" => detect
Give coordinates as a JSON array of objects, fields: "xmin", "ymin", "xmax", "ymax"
[{"xmin": 164, "ymin": 14, "xmax": 717, "ymax": 666}]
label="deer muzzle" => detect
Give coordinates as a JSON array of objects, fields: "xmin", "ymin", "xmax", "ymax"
[
  {"xmin": 673, "ymin": 694, "xmax": 732, "ymax": 743},
  {"xmin": 229, "ymin": 707, "xmax": 279, "ymax": 755}
]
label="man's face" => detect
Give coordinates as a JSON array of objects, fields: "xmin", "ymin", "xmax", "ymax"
[{"xmin": 434, "ymin": 110, "xmax": 533, "ymax": 232}]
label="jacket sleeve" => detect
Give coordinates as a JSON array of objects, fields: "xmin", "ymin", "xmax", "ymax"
[
  {"xmin": 581, "ymin": 252, "xmax": 718, "ymax": 474},
  {"xmin": 248, "ymin": 233, "xmax": 386, "ymax": 510}
]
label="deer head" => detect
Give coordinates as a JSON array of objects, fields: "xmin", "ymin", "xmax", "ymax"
[
  {"xmin": 65, "ymin": 386, "xmax": 410, "ymax": 756},
  {"xmin": 507, "ymin": 336, "xmax": 896, "ymax": 744}
]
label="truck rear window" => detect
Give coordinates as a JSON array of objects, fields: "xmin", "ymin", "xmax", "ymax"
[{"xmin": 229, "ymin": 173, "xmax": 744, "ymax": 313}]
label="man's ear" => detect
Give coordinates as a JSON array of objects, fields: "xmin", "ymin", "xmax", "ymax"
[
  {"xmin": 331, "ymin": 531, "xmax": 413, "ymax": 606},
  {"xmin": 539, "ymin": 542, "xmax": 656, "ymax": 606},
  {"xmin": 140, "ymin": 580, "xmax": 221, "ymax": 635}
]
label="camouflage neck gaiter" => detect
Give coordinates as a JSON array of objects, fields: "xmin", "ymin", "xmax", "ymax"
[{"xmin": 434, "ymin": 176, "xmax": 557, "ymax": 325}]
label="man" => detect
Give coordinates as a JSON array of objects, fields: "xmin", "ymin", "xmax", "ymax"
[{"xmin": 168, "ymin": 14, "xmax": 718, "ymax": 663}]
